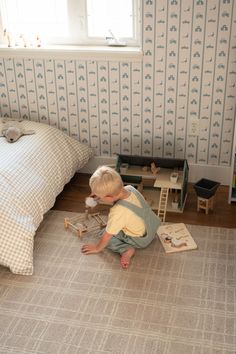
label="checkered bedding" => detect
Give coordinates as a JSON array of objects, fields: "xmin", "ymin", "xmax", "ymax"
[{"xmin": 0, "ymin": 118, "xmax": 93, "ymax": 275}]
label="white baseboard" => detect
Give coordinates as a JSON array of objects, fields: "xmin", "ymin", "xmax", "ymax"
[{"xmin": 79, "ymin": 156, "xmax": 231, "ymax": 186}]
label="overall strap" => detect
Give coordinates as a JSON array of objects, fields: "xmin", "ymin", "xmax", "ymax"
[
  {"xmin": 116, "ymin": 185, "xmax": 150, "ymax": 219},
  {"xmin": 116, "ymin": 185, "xmax": 161, "ymax": 236},
  {"xmin": 124, "ymin": 185, "xmax": 149, "ymax": 209},
  {"xmin": 116, "ymin": 198, "xmax": 144, "ymax": 219}
]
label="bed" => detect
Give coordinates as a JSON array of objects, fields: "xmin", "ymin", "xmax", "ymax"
[{"xmin": 0, "ymin": 118, "xmax": 93, "ymax": 275}]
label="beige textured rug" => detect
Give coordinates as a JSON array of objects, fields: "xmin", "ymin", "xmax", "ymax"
[{"xmin": 0, "ymin": 210, "xmax": 235, "ymax": 354}]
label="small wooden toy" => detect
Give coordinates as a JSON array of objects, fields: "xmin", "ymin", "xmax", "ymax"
[
  {"xmin": 163, "ymin": 234, "xmax": 187, "ymax": 247},
  {"xmin": 150, "ymin": 162, "xmax": 160, "ymax": 175},
  {"xmin": 171, "ymin": 238, "xmax": 187, "ymax": 248},
  {"xmin": 64, "ymin": 212, "xmax": 106, "ymax": 239}
]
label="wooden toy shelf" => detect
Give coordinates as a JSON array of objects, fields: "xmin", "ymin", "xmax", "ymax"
[{"xmin": 116, "ymin": 155, "xmax": 189, "ymax": 221}]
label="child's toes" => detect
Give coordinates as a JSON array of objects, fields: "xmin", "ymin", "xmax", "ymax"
[
  {"xmin": 121, "ymin": 257, "xmax": 129, "ymax": 269},
  {"xmin": 120, "ymin": 248, "xmax": 135, "ymax": 269}
]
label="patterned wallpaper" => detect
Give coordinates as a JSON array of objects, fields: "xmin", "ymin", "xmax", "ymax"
[{"xmin": 0, "ymin": 0, "xmax": 236, "ymax": 167}]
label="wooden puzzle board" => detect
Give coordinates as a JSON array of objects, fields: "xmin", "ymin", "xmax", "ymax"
[
  {"xmin": 157, "ymin": 223, "xmax": 197, "ymax": 253},
  {"xmin": 65, "ymin": 213, "xmax": 107, "ymax": 238},
  {"xmin": 72, "ymin": 214, "xmax": 103, "ymax": 229}
]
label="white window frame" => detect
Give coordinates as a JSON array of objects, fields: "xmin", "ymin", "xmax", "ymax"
[{"xmin": 0, "ymin": 0, "xmax": 141, "ymax": 47}]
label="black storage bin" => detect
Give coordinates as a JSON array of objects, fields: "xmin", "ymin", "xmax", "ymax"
[{"xmin": 194, "ymin": 178, "xmax": 220, "ymax": 199}]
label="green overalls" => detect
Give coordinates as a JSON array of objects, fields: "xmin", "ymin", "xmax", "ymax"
[{"xmin": 107, "ymin": 185, "xmax": 161, "ymax": 254}]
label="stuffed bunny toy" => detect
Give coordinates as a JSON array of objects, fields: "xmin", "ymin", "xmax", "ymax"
[{"xmin": 0, "ymin": 121, "xmax": 35, "ymax": 143}]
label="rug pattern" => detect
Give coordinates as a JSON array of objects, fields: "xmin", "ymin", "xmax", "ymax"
[{"xmin": 0, "ymin": 210, "xmax": 235, "ymax": 354}]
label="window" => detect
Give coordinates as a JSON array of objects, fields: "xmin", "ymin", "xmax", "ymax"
[{"xmin": 0, "ymin": 0, "xmax": 140, "ymax": 47}]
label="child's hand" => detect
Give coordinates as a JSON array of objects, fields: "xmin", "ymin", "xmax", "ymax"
[
  {"xmin": 81, "ymin": 232, "xmax": 113, "ymax": 255},
  {"xmin": 81, "ymin": 244, "xmax": 99, "ymax": 255}
]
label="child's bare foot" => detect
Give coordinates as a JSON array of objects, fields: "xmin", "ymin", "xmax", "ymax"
[{"xmin": 120, "ymin": 248, "xmax": 135, "ymax": 269}]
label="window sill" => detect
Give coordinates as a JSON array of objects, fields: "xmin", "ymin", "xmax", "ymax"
[{"xmin": 0, "ymin": 45, "xmax": 143, "ymax": 61}]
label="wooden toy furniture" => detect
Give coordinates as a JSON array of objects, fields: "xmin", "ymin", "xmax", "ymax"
[
  {"xmin": 194, "ymin": 178, "xmax": 220, "ymax": 214},
  {"xmin": 197, "ymin": 196, "xmax": 214, "ymax": 214},
  {"xmin": 64, "ymin": 212, "xmax": 106, "ymax": 239},
  {"xmin": 116, "ymin": 154, "xmax": 189, "ymax": 221}
]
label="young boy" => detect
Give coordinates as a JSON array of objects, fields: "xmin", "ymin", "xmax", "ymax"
[{"xmin": 81, "ymin": 166, "xmax": 161, "ymax": 269}]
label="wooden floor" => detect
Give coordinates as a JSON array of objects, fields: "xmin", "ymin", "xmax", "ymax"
[{"xmin": 53, "ymin": 173, "xmax": 236, "ymax": 229}]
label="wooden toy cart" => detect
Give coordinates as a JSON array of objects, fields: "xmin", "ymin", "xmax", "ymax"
[{"xmin": 64, "ymin": 212, "xmax": 106, "ymax": 239}]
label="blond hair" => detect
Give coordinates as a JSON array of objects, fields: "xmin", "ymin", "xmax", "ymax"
[{"xmin": 89, "ymin": 166, "xmax": 123, "ymax": 198}]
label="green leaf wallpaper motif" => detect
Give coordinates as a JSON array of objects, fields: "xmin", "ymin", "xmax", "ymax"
[{"xmin": 0, "ymin": 0, "xmax": 235, "ymax": 166}]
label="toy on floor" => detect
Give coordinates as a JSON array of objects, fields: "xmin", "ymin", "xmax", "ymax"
[
  {"xmin": 64, "ymin": 196, "xmax": 106, "ymax": 238},
  {"xmin": 158, "ymin": 223, "xmax": 197, "ymax": 253},
  {"xmin": 64, "ymin": 212, "xmax": 106, "ymax": 239}
]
